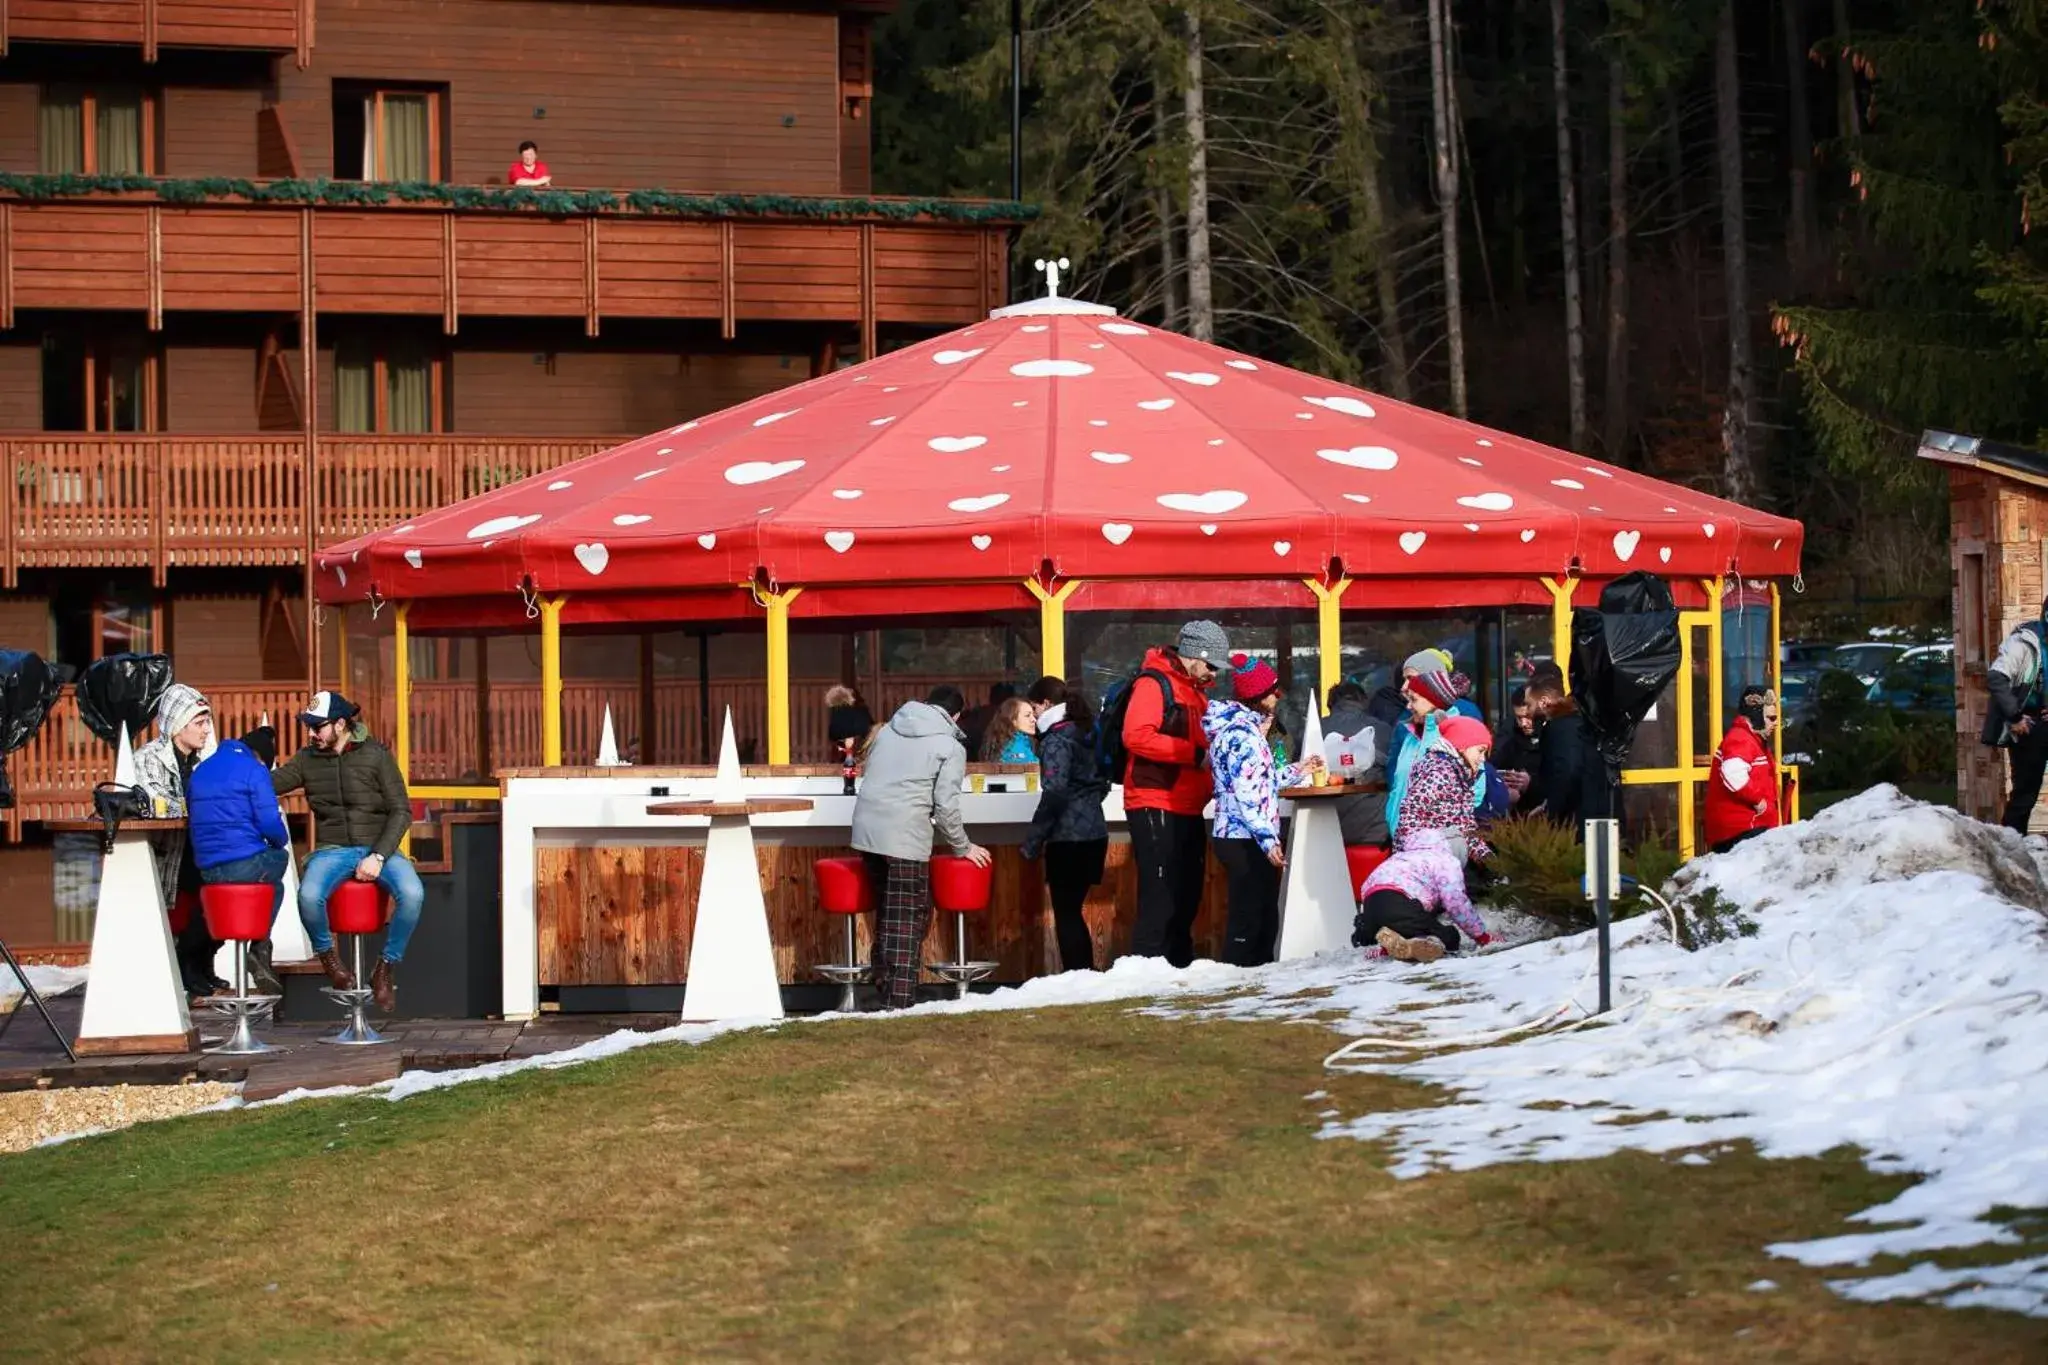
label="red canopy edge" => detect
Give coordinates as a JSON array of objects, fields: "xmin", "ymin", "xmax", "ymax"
[{"xmin": 368, "ymin": 574, "xmax": 1733, "ymax": 636}]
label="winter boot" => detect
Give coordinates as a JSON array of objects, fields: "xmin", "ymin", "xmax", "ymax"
[
  {"xmin": 246, "ymin": 941, "xmax": 284, "ymax": 997},
  {"xmin": 369, "ymin": 959, "xmax": 397, "ymax": 1013},
  {"xmin": 1375, "ymin": 927, "xmax": 1445, "ymax": 965},
  {"xmin": 316, "ymin": 947, "xmax": 354, "ymax": 991}
]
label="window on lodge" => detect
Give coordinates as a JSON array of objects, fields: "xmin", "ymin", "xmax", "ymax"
[
  {"xmin": 335, "ymin": 336, "xmax": 441, "ymax": 433},
  {"xmin": 332, "ymin": 84, "xmax": 443, "ymax": 182},
  {"xmin": 39, "ymin": 84, "xmax": 155, "ymax": 175},
  {"xmin": 40, "ymin": 332, "xmax": 160, "ymax": 432}
]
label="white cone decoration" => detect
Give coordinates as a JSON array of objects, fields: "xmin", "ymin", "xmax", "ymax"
[
  {"xmin": 113, "ymin": 724, "xmax": 137, "ymax": 786},
  {"xmin": 680, "ymin": 708, "xmax": 784, "ymax": 1023},
  {"xmin": 1274, "ymin": 687, "xmax": 1360, "ymax": 962},
  {"xmin": 596, "ymin": 705, "xmax": 624, "ymax": 766}
]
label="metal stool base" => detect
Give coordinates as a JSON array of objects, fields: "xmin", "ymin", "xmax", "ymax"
[
  {"xmin": 319, "ymin": 987, "xmax": 387, "ymax": 1045},
  {"xmin": 930, "ymin": 911, "xmax": 995, "ymax": 998},
  {"xmin": 813, "ymin": 914, "xmax": 868, "ymax": 1012},
  {"xmin": 203, "ymin": 995, "xmax": 282, "ymax": 1055}
]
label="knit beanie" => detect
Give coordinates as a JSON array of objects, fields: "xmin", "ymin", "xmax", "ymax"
[
  {"xmin": 1738, "ymin": 683, "xmax": 1778, "ymax": 731},
  {"xmin": 1438, "ymin": 715, "xmax": 1492, "ymax": 754},
  {"xmin": 156, "ymin": 682, "xmax": 209, "ymax": 738},
  {"xmin": 1177, "ymin": 619, "xmax": 1232, "ymax": 665},
  {"xmin": 1401, "ymin": 649, "xmax": 1440, "ymax": 677},
  {"xmin": 1229, "ymin": 653, "xmax": 1280, "ymax": 704},
  {"xmin": 1407, "ymin": 669, "xmax": 1459, "ymax": 712}
]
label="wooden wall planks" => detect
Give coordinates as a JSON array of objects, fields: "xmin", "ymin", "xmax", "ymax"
[
  {"xmin": 160, "ymin": 207, "xmax": 300, "ymax": 311},
  {"xmin": 534, "ymin": 840, "xmax": 1232, "ymax": 987},
  {"xmin": 273, "ymin": 0, "xmax": 842, "ymax": 194},
  {"xmin": 10, "ymin": 206, "xmax": 150, "ymax": 311}
]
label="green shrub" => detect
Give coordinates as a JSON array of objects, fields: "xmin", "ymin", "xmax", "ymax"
[{"xmin": 1477, "ymin": 816, "xmax": 1683, "ymax": 930}]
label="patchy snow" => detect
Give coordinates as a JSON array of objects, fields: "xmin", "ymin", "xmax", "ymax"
[{"xmin": 0, "ymin": 963, "xmax": 87, "ymax": 1002}]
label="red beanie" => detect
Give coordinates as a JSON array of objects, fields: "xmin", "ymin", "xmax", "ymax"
[
  {"xmin": 1438, "ymin": 715, "xmax": 1492, "ymax": 753},
  {"xmin": 1407, "ymin": 669, "xmax": 1459, "ymax": 712},
  {"xmin": 1230, "ymin": 652, "xmax": 1280, "ymax": 704}
]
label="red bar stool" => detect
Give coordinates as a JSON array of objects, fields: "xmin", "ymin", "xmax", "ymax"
[
  {"xmin": 813, "ymin": 856, "xmax": 873, "ymax": 1012},
  {"xmin": 198, "ymin": 883, "xmax": 283, "ymax": 1056},
  {"xmin": 1346, "ymin": 845, "xmax": 1390, "ymax": 901},
  {"xmin": 928, "ymin": 854, "xmax": 996, "ymax": 999},
  {"xmin": 167, "ymin": 889, "xmax": 198, "ymax": 937},
  {"xmin": 322, "ymin": 880, "xmax": 391, "ymax": 1047}
]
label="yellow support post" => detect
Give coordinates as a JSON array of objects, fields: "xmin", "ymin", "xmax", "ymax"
[
  {"xmin": 539, "ymin": 596, "xmax": 567, "ymax": 767},
  {"xmin": 1023, "ymin": 577, "xmax": 1082, "ymax": 680},
  {"xmin": 1303, "ymin": 577, "xmax": 1352, "ymax": 706},
  {"xmin": 393, "ymin": 603, "xmax": 411, "ymax": 783},
  {"xmin": 335, "ymin": 605, "xmax": 349, "ymax": 697},
  {"xmin": 1541, "ymin": 576, "xmax": 1575, "ymax": 687},
  {"xmin": 1674, "ymin": 612, "xmax": 1698, "ymax": 861},
  {"xmin": 1771, "ymin": 581, "xmax": 1797, "ymax": 822},
  {"xmin": 762, "ymin": 585, "xmax": 803, "ymax": 765},
  {"xmin": 1703, "ymin": 577, "xmax": 1725, "ymax": 745}
]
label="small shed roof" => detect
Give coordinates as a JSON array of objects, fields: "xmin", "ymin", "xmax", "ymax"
[{"xmin": 1917, "ymin": 429, "xmax": 2048, "ymax": 492}]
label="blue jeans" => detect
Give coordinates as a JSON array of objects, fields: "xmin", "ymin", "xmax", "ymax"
[
  {"xmin": 300, "ymin": 846, "xmax": 424, "ymax": 963},
  {"xmin": 197, "ymin": 847, "xmax": 290, "ymax": 925}
]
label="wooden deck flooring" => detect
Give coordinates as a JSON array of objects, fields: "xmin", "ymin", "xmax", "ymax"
[{"xmin": 0, "ymin": 992, "xmax": 682, "ymax": 1103}]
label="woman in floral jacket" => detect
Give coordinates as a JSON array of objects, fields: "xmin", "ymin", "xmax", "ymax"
[
  {"xmin": 1203, "ymin": 654, "xmax": 1321, "ymax": 966},
  {"xmin": 1354, "ymin": 714, "xmax": 1495, "ymax": 964}
]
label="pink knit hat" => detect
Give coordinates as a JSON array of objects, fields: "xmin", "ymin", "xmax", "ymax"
[
  {"xmin": 1438, "ymin": 715, "xmax": 1492, "ymax": 753},
  {"xmin": 1230, "ymin": 653, "xmax": 1281, "ymax": 704}
]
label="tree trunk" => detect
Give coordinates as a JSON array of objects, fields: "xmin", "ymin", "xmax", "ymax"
[
  {"xmin": 1603, "ymin": 49, "xmax": 1630, "ymax": 462},
  {"xmin": 1331, "ymin": 11, "xmax": 1411, "ymax": 398},
  {"xmin": 1183, "ymin": 6, "xmax": 1214, "ymax": 342},
  {"xmin": 1832, "ymin": 0, "xmax": 1860, "ymax": 142},
  {"xmin": 1715, "ymin": 0, "xmax": 1757, "ymax": 503},
  {"xmin": 1782, "ymin": 0, "xmax": 1817, "ymax": 279},
  {"xmin": 1428, "ymin": 0, "xmax": 1467, "ymax": 416},
  {"xmin": 1153, "ymin": 95, "xmax": 1181, "ymax": 331},
  {"xmin": 1551, "ymin": 0, "xmax": 1588, "ymax": 451}
]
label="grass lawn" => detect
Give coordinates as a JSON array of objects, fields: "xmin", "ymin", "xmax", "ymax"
[{"xmin": 6, "ymin": 1004, "xmax": 2045, "ymax": 1362}]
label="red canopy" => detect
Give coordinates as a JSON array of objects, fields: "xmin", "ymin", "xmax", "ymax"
[{"xmin": 314, "ymin": 296, "xmax": 1802, "ymax": 609}]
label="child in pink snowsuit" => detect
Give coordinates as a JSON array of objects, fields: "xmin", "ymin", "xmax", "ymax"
[{"xmin": 1355, "ymin": 714, "xmax": 1494, "ymax": 963}]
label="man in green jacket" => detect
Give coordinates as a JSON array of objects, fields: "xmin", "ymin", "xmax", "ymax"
[{"xmin": 273, "ymin": 691, "xmax": 419, "ymax": 1012}]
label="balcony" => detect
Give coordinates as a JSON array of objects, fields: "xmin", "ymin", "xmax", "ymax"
[
  {"xmin": 1, "ymin": 433, "xmax": 625, "ymax": 584},
  {"xmin": 0, "ymin": 192, "xmax": 1012, "ymax": 344},
  {"xmin": 0, "ymin": 0, "xmax": 308, "ymax": 61}
]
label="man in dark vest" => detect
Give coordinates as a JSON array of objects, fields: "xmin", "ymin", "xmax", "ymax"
[{"xmin": 1985, "ymin": 601, "xmax": 2048, "ymax": 833}]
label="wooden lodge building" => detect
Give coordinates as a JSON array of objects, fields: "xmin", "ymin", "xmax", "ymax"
[{"xmin": 0, "ymin": 0, "xmax": 1024, "ymax": 941}]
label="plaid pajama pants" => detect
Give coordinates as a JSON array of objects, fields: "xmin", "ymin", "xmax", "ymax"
[{"xmin": 863, "ymin": 852, "xmax": 932, "ymax": 1010}]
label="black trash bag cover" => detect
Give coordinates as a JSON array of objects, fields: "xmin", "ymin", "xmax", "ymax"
[
  {"xmin": 0, "ymin": 649, "xmax": 62, "ymax": 758},
  {"xmin": 74, "ymin": 653, "xmax": 175, "ymax": 745},
  {"xmin": 1570, "ymin": 572, "xmax": 1682, "ymax": 770}
]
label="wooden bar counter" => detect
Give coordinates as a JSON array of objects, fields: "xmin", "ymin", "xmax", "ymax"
[{"xmin": 497, "ymin": 764, "xmax": 1247, "ymax": 1019}]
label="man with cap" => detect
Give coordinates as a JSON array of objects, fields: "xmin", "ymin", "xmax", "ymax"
[
  {"xmin": 134, "ymin": 682, "xmax": 222, "ymax": 998},
  {"xmin": 1703, "ymin": 684, "xmax": 1782, "ymax": 854},
  {"xmin": 272, "ymin": 691, "xmax": 420, "ymax": 1012},
  {"xmin": 1122, "ymin": 619, "xmax": 1230, "ymax": 966}
]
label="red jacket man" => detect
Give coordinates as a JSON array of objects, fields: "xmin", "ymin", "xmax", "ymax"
[
  {"xmin": 1123, "ymin": 619, "xmax": 1231, "ymax": 965},
  {"xmin": 1704, "ymin": 686, "xmax": 1781, "ymax": 853},
  {"xmin": 1122, "ymin": 644, "xmax": 1215, "ymax": 816}
]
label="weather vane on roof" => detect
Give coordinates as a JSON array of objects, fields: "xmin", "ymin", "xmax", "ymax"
[{"xmin": 1034, "ymin": 256, "xmax": 1071, "ymax": 299}]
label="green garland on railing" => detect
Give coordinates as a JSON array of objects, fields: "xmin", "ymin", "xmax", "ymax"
[{"xmin": 0, "ymin": 172, "xmax": 1039, "ymax": 224}]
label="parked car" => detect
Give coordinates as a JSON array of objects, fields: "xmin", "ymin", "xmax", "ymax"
[
  {"xmin": 1781, "ymin": 639, "xmax": 1840, "ymax": 670},
  {"xmin": 1867, "ymin": 643, "xmax": 1955, "ymax": 714},
  {"xmin": 1831, "ymin": 641, "xmax": 1909, "ymax": 686}
]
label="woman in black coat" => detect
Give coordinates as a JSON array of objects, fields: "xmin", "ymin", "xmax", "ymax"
[{"xmin": 1020, "ymin": 676, "xmax": 1110, "ymax": 972}]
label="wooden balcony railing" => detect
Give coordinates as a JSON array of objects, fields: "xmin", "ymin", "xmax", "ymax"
[
  {"xmin": 1, "ymin": 434, "xmax": 625, "ymax": 584},
  {"xmin": 5, "ymin": 674, "xmax": 1003, "ymax": 835},
  {"xmin": 0, "ymin": 198, "xmax": 1007, "ymax": 341},
  {"xmin": 0, "ymin": 0, "xmax": 309, "ymax": 62}
]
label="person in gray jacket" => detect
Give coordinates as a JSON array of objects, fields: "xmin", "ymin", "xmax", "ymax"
[
  {"xmin": 850, "ymin": 685, "xmax": 992, "ymax": 1008},
  {"xmin": 1984, "ymin": 602, "xmax": 2048, "ymax": 832}
]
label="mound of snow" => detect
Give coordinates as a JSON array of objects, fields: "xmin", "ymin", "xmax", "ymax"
[{"xmin": 1665, "ymin": 783, "xmax": 2048, "ymax": 915}]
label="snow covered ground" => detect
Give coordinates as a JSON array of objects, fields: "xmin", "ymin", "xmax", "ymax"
[
  {"xmin": 0, "ymin": 962, "xmax": 87, "ymax": 1010},
  {"xmin": 26, "ymin": 784, "xmax": 2048, "ymax": 1319}
]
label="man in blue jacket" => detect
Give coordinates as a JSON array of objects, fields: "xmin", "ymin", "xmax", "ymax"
[{"xmin": 187, "ymin": 726, "xmax": 291, "ymax": 996}]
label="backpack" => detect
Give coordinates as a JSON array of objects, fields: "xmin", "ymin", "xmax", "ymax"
[
  {"xmin": 1475, "ymin": 762, "xmax": 1512, "ymax": 824},
  {"xmin": 1097, "ymin": 668, "xmax": 1180, "ymax": 779}
]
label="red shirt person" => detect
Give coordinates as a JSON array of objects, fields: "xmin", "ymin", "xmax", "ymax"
[
  {"xmin": 1120, "ymin": 618, "xmax": 1229, "ymax": 967},
  {"xmin": 1703, "ymin": 684, "xmax": 1782, "ymax": 854},
  {"xmin": 509, "ymin": 141, "xmax": 551, "ymax": 187}
]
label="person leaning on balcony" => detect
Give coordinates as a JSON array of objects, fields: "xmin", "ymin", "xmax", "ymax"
[
  {"xmin": 133, "ymin": 683, "xmax": 224, "ymax": 1000},
  {"xmin": 272, "ymin": 691, "xmax": 421, "ymax": 1013},
  {"xmin": 509, "ymin": 140, "xmax": 552, "ymax": 187}
]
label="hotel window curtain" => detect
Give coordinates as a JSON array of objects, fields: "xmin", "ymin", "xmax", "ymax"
[
  {"xmin": 380, "ymin": 94, "xmax": 431, "ymax": 181},
  {"xmin": 96, "ymin": 91, "xmax": 143, "ymax": 175},
  {"xmin": 385, "ymin": 345, "xmax": 431, "ymax": 433},
  {"xmin": 335, "ymin": 341, "xmax": 374, "ymax": 433},
  {"xmin": 38, "ymin": 88, "xmax": 84, "ymax": 173}
]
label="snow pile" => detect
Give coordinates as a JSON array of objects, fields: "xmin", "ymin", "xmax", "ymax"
[
  {"xmin": 1214, "ymin": 785, "xmax": 2048, "ymax": 1316},
  {"xmin": 0, "ymin": 962, "xmax": 87, "ymax": 1011}
]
